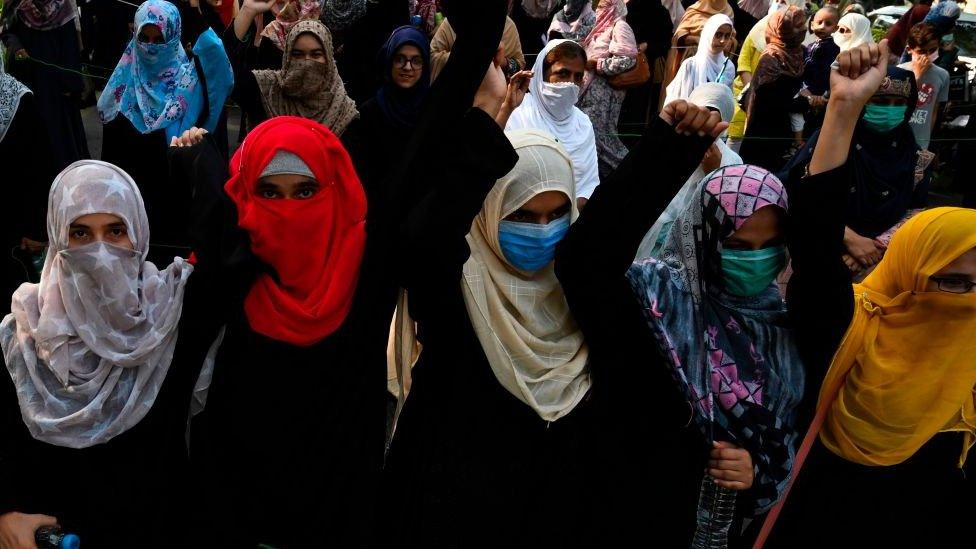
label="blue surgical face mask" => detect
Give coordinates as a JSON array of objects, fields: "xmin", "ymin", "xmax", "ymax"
[
  {"xmin": 720, "ymin": 245, "xmax": 787, "ymax": 297},
  {"xmin": 862, "ymin": 103, "xmax": 907, "ymax": 134},
  {"xmin": 498, "ymin": 214, "xmax": 571, "ymax": 272}
]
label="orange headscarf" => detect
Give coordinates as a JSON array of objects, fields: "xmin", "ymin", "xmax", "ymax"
[{"xmin": 819, "ymin": 208, "xmax": 976, "ymax": 467}]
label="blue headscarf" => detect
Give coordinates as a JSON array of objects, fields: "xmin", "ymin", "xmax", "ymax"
[
  {"xmin": 98, "ymin": 0, "xmax": 232, "ymax": 140},
  {"xmin": 375, "ymin": 25, "xmax": 431, "ymax": 130}
]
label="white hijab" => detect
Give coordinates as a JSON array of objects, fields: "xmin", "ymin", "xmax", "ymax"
[
  {"xmin": 664, "ymin": 14, "xmax": 735, "ymax": 106},
  {"xmin": 1, "ymin": 160, "xmax": 192, "ymax": 448},
  {"xmin": 835, "ymin": 13, "xmax": 873, "ymax": 51},
  {"xmin": 637, "ymin": 83, "xmax": 742, "ymax": 259},
  {"xmin": 506, "ymin": 39, "xmax": 601, "ymax": 199},
  {"xmin": 461, "ymin": 129, "xmax": 591, "ymax": 422}
]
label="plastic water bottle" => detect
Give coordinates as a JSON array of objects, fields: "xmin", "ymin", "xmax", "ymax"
[
  {"xmin": 691, "ymin": 476, "xmax": 737, "ymax": 549},
  {"xmin": 35, "ymin": 526, "xmax": 81, "ymax": 549},
  {"xmin": 410, "ymin": 14, "xmax": 422, "ymax": 27}
]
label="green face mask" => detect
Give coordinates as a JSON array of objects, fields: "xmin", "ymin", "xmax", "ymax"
[
  {"xmin": 720, "ymin": 245, "xmax": 787, "ymax": 297},
  {"xmin": 862, "ymin": 104, "xmax": 907, "ymax": 133}
]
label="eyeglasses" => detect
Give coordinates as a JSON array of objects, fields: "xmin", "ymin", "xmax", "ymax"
[
  {"xmin": 393, "ymin": 55, "xmax": 424, "ymax": 69},
  {"xmin": 930, "ymin": 276, "xmax": 976, "ymax": 294}
]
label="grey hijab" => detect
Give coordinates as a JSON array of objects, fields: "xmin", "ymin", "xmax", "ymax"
[
  {"xmin": 0, "ymin": 45, "xmax": 31, "ymax": 142},
  {"xmin": 0, "ymin": 160, "xmax": 192, "ymax": 448}
]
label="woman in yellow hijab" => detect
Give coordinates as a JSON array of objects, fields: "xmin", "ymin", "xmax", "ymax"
[{"xmin": 755, "ymin": 39, "xmax": 976, "ymax": 548}]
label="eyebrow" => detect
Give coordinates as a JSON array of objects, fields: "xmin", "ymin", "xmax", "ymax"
[{"xmin": 69, "ymin": 223, "xmax": 90, "ymax": 230}]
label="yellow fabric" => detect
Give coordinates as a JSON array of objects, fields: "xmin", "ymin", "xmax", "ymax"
[
  {"xmin": 818, "ymin": 208, "xmax": 976, "ymax": 468},
  {"xmin": 728, "ymin": 34, "xmax": 760, "ymax": 139},
  {"xmin": 429, "ymin": 16, "xmax": 525, "ymax": 82}
]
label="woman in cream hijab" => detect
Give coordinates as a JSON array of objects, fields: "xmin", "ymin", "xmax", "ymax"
[{"xmin": 386, "ymin": 129, "xmax": 598, "ymax": 546}]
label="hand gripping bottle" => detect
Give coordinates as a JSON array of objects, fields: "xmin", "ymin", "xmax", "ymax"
[{"xmin": 35, "ymin": 526, "xmax": 81, "ymax": 549}]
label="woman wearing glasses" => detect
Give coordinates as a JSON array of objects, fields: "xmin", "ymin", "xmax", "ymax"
[{"xmin": 758, "ymin": 39, "xmax": 976, "ymax": 547}]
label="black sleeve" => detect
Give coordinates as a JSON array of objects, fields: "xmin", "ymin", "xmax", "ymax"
[
  {"xmin": 168, "ymin": 136, "xmax": 258, "ymax": 310},
  {"xmin": 556, "ymin": 117, "xmax": 712, "ymax": 288},
  {"xmin": 400, "ymin": 108, "xmax": 518, "ymax": 324},
  {"xmin": 0, "ymin": 358, "xmax": 27, "ymax": 517},
  {"xmin": 784, "ymin": 162, "xmax": 855, "ymax": 425},
  {"xmin": 9, "ymin": 94, "xmax": 54, "ymax": 242},
  {"xmin": 221, "ymin": 24, "xmax": 268, "ymax": 123}
]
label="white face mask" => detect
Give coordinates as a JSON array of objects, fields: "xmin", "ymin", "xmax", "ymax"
[{"xmin": 538, "ymin": 81, "xmax": 580, "ymax": 122}]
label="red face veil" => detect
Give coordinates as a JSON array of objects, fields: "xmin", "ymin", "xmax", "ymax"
[{"xmin": 224, "ymin": 116, "xmax": 367, "ymax": 346}]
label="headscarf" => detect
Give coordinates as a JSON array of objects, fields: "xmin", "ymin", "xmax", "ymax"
[
  {"xmin": 0, "ymin": 46, "xmax": 31, "ymax": 143},
  {"xmin": 583, "ymin": 0, "xmax": 635, "ymax": 56},
  {"xmin": 747, "ymin": 0, "xmax": 807, "ymax": 51},
  {"xmin": 780, "ymin": 67, "xmax": 919, "ymax": 239},
  {"xmin": 663, "ymin": 0, "xmax": 686, "ymax": 25},
  {"xmin": 98, "ymin": 0, "xmax": 202, "ymax": 141},
  {"xmin": 739, "ymin": 0, "xmax": 771, "ymax": 20},
  {"xmin": 375, "ymin": 26, "xmax": 431, "ymax": 130},
  {"xmin": 752, "ymin": 6, "xmax": 807, "ymax": 89},
  {"xmin": 15, "ymin": 0, "xmax": 77, "ymax": 31},
  {"xmin": 818, "ymin": 207, "xmax": 976, "ymax": 468},
  {"xmin": 260, "ymin": 0, "xmax": 322, "ymax": 52},
  {"xmin": 549, "ymin": 0, "xmax": 597, "ymax": 39},
  {"xmin": 413, "ymin": 0, "xmax": 442, "ymax": 36},
  {"xmin": 922, "ymin": 0, "xmax": 961, "ymax": 35},
  {"xmin": 224, "ymin": 116, "xmax": 366, "ymax": 347},
  {"xmin": 253, "ymin": 20, "xmax": 359, "ymax": 136},
  {"xmin": 461, "ymin": 129, "xmax": 590, "ymax": 422},
  {"xmin": 430, "ymin": 16, "xmax": 525, "ymax": 81},
  {"xmin": 322, "ymin": 0, "xmax": 368, "ymax": 31},
  {"xmin": 627, "ymin": 164, "xmax": 803, "ymax": 513},
  {"xmin": 521, "ymin": 0, "xmax": 561, "ymax": 19},
  {"xmin": 834, "ymin": 13, "xmax": 873, "ymax": 51},
  {"xmin": 637, "ymin": 83, "xmax": 742, "ymax": 259},
  {"xmin": 505, "ymin": 39, "xmax": 600, "ymax": 200},
  {"xmin": 664, "ymin": 14, "xmax": 735, "ymax": 106},
  {"xmin": 671, "ymin": 0, "xmax": 733, "ymax": 45},
  {"xmin": 0, "ymin": 161, "xmax": 192, "ymax": 448},
  {"xmin": 885, "ymin": 3, "xmax": 932, "ymax": 57}
]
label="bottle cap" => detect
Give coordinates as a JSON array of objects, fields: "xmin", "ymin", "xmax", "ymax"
[{"xmin": 61, "ymin": 534, "xmax": 81, "ymax": 549}]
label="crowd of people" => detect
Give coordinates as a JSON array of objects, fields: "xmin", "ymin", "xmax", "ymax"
[{"xmin": 0, "ymin": 0, "xmax": 975, "ymax": 548}]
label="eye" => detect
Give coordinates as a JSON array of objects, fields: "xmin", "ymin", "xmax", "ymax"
[
  {"xmin": 507, "ymin": 210, "xmax": 532, "ymax": 223},
  {"xmin": 294, "ymin": 187, "xmax": 318, "ymax": 199},
  {"xmin": 260, "ymin": 189, "xmax": 281, "ymax": 199},
  {"xmin": 311, "ymin": 51, "xmax": 325, "ymax": 59},
  {"xmin": 109, "ymin": 226, "xmax": 128, "ymax": 238},
  {"xmin": 70, "ymin": 229, "xmax": 90, "ymax": 241}
]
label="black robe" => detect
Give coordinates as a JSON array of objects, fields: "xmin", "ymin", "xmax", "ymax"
[
  {"xmin": 739, "ymin": 72, "xmax": 803, "ymax": 174},
  {"xmin": 554, "ymin": 118, "xmax": 738, "ymax": 547},
  {"xmin": 0, "ymin": 92, "xmax": 54, "ymax": 315},
  {"xmin": 759, "ymin": 161, "xmax": 975, "ymax": 548},
  {"xmin": 2, "ymin": 19, "xmax": 89, "ymax": 172}
]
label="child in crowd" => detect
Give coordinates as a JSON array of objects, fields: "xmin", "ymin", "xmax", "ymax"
[{"xmin": 797, "ymin": 6, "xmax": 840, "ymax": 137}]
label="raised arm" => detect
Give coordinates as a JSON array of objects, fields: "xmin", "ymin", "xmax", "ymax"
[{"xmin": 787, "ymin": 40, "xmax": 890, "ymax": 419}]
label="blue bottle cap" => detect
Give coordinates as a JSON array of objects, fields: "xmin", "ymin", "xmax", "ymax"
[{"xmin": 61, "ymin": 534, "xmax": 81, "ymax": 549}]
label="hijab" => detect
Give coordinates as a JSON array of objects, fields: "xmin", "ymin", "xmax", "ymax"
[
  {"xmin": 0, "ymin": 161, "xmax": 192, "ymax": 448},
  {"xmin": 260, "ymin": 0, "xmax": 322, "ymax": 52},
  {"xmin": 430, "ymin": 16, "xmax": 525, "ymax": 81},
  {"xmin": 322, "ymin": 0, "xmax": 368, "ymax": 31},
  {"xmin": 505, "ymin": 39, "xmax": 600, "ymax": 200},
  {"xmin": 818, "ymin": 207, "xmax": 976, "ymax": 467},
  {"xmin": 885, "ymin": 2, "xmax": 931, "ymax": 57},
  {"xmin": 752, "ymin": 6, "xmax": 807, "ymax": 89},
  {"xmin": 16, "ymin": 0, "xmax": 77, "ymax": 30},
  {"xmin": 747, "ymin": 0, "xmax": 807, "ymax": 51},
  {"xmin": 672, "ymin": 0, "xmax": 733, "ymax": 44},
  {"xmin": 664, "ymin": 14, "xmax": 735, "ymax": 106},
  {"xmin": 627, "ymin": 165, "xmax": 804, "ymax": 513},
  {"xmin": 834, "ymin": 13, "xmax": 873, "ymax": 51},
  {"xmin": 375, "ymin": 26, "xmax": 431, "ymax": 130},
  {"xmin": 98, "ymin": 0, "xmax": 203, "ymax": 141},
  {"xmin": 922, "ymin": 0, "xmax": 961, "ymax": 35},
  {"xmin": 0, "ymin": 46, "xmax": 31, "ymax": 143},
  {"xmin": 462, "ymin": 129, "xmax": 590, "ymax": 422},
  {"xmin": 521, "ymin": 0, "xmax": 561, "ymax": 19},
  {"xmin": 637, "ymin": 83, "xmax": 742, "ymax": 260},
  {"xmin": 780, "ymin": 67, "xmax": 919, "ymax": 239},
  {"xmin": 224, "ymin": 116, "xmax": 366, "ymax": 347},
  {"xmin": 253, "ymin": 20, "xmax": 359, "ymax": 136},
  {"xmin": 549, "ymin": 0, "xmax": 596, "ymax": 39},
  {"xmin": 584, "ymin": 0, "xmax": 635, "ymax": 56}
]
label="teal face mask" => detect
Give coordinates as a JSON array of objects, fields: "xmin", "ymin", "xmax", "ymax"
[
  {"xmin": 862, "ymin": 104, "xmax": 907, "ymax": 133},
  {"xmin": 720, "ymin": 245, "xmax": 787, "ymax": 297}
]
